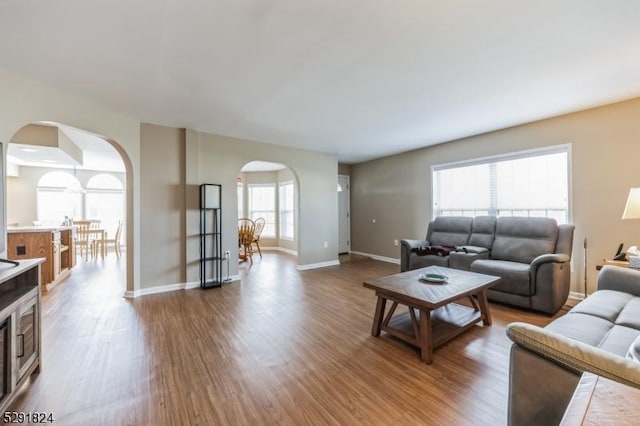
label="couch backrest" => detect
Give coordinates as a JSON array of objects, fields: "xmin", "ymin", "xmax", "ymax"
[
  {"xmin": 555, "ymin": 224, "xmax": 575, "ymax": 256},
  {"xmin": 427, "ymin": 216, "xmax": 472, "ymax": 247},
  {"xmin": 468, "ymin": 216, "xmax": 496, "ymax": 249},
  {"xmin": 491, "ymin": 217, "xmax": 558, "ymax": 264}
]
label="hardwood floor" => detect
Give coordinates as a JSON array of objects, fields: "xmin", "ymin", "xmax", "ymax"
[{"xmin": 9, "ymin": 252, "xmax": 561, "ymax": 425}]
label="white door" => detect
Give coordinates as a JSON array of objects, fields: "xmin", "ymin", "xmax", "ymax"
[{"xmin": 338, "ymin": 175, "xmax": 350, "ymax": 254}]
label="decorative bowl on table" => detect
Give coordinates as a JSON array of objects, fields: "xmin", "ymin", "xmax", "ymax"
[{"xmin": 418, "ymin": 273, "xmax": 448, "ymax": 283}]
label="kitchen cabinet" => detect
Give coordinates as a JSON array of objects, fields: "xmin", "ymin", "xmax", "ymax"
[
  {"xmin": 0, "ymin": 259, "xmax": 43, "ymax": 412},
  {"xmin": 7, "ymin": 226, "xmax": 75, "ymax": 290}
]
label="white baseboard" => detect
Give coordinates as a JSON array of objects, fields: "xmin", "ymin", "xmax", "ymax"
[
  {"xmin": 123, "ymin": 274, "xmax": 241, "ymax": 298},
  {"xmin": 349, "ymin": 250, "xmax": 401, "ymax": 265},
  {"xmin": 569, "ymin": 291, "xmax": 586, "ymax": 301},
  {"xmin": 296, "ymin": 260, "xmax": 340, "ymax": 271},
  {"xmin": 262, "ymin": 246, "xmax": 298, "ymax": 256}
]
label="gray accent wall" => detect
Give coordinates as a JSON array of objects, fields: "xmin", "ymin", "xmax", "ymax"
[{"xmin": 351, "ymin": 97, "xmax": 640, "ymax": 294}]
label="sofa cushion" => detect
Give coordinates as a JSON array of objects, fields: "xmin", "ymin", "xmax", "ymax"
[
  {"xmin": 598, "ymin": 325, "xmax": 640, "ymax": 357},
  {"xmin": 545, "ymin": 313, "xmax": 615, "ymax": 348},
  {"xmin": 409, "ymin": 254, "xmax": 449, "ymax": 269},
  {"xmin": 628, "ymin": 335, "xmax": 640, "ymax": 362},
  {"xmin": 491, "ymin": 217, "xmax": 558, "ymax": 264},
  {"xmin": 470, "ymin": 259, "xmax": 531, "ymax": 296},
  {"xmin": 617, "ymin": 298, "xmax": 640, "ymax": 329},
  {"xmin": 545, "ymin": 290, "xmax": 640, "ymax": 357},
  {"xmin": 569, "ymin": 290, "xmax": 636, "ymax": 323},
  {"xmin": 427, "ymin": 216, "xmax": 472, "ymax": 247},
  {"xmin": 467, "ymin": 216, "xmax": 496, "ymax": 249}
]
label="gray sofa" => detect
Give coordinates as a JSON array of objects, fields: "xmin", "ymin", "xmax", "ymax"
[
  {"xmin": 506, "ymin": 265, "xmax": 640, "ymax": 425},
  {"xmin": 400, "ymin": 216, "xmax": 575, "ymax": 314}
]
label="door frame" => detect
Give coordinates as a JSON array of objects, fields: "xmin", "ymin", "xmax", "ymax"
[{"xmin": 338, "ymin": 174, "xmax": 351, "ymax": 254}]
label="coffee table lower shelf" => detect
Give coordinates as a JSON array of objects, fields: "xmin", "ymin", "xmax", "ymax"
[
  {"xmin": 371, "ymin": 292, "xmax": 492, "ymax": 364},
  {"xmin": 385, "ymin": 303, "xmax": 483, "ymax": 349}
]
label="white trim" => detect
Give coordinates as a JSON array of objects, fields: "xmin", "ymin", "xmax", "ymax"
[
  {"xmin": 338, "ymin": 174, "xmax": 351, "ymax": 253},
  {"xmin": 296, "ymin": 260, "xmax": 340, "ymax": 271},
  {"xmin": 349, "ymin": 250, "xmax": 401, "ymax": 265},
  {"xmin": 122, "ymin": 275, "xmax": 241, "ymax": 298},
  {"xmin": 569, "ymin": 291, "xmax": 586, "ymax": 301},
  {"xmin": 431, "ymin": 143, "xmax": 571, "ymax": 171},
  {"xmin": 262, "ymin": 246, "xmax": 298, "ymax": 255},
  {"xmin": 278, "ymin": 180, "xmax": 295, "ymax": 240}
]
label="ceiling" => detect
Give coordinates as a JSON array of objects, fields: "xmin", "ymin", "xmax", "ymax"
[
  {"xmin": 1, "ymin": 1, "xmax": 639, "ymax": 164},
  {"xmin": 7, "ymin": 124, "xmax": 125, "ymax": 172}
]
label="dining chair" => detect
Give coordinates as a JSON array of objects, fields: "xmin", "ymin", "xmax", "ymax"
[
  {"xmin": 104, "ymin": 221, "xmax": 124, "ymax": 257},
  {"xmin": 238, "ymin": 218, "xmax": 255, "ymax": 264},
  {"xmin": 252, "ymin": 217, "xmax": 265, "ymax": 258},
  {"xmin": 73, "ymin": 220, "xmax": 95, "ymax": 260}
]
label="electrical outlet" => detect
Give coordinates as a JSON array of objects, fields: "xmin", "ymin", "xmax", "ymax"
[
  {"xmin": 323, "ymin": 241, "xmax": 328, "ymax": 249},
  {"xmin": 224, "ymin": 250, "xmax": 230, "ymax": 259},
  {"xmin": 393, "ymin": 240, "xmax": 399, "ymax": 246}
]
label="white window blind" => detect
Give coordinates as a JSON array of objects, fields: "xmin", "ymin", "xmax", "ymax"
[
  {"xmin": 432, "ymin": 145, "xmax": 570, "ymax": 224},
  {"xmin": 279, "ymin": 181, "xmax": 294, "ymax": 240},
  {"xmin": 248, "ymin": 184, "xmax": 276, "ymax": 237}
]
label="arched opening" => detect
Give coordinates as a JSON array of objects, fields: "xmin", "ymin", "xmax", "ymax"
[
  {"xmin": 6, "ymin": 122, "xmax": 133, "ymax": 293},
  {"xmin": 237, "ymin": 161, "xmax": 300, "ymax": 266}
]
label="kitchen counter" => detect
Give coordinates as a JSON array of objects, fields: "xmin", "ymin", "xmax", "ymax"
[{"xmin": 8, "ymin": 225, "xmax": 75, "ymax": 233}]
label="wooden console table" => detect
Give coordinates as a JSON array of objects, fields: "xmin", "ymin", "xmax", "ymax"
[
  {"xmin": 595, "ymin": 259, "xmax": 629, "ymax": 271},
  {"xmin": 560, "ymin": 373, "xmax": 640, "ymax": 425}
]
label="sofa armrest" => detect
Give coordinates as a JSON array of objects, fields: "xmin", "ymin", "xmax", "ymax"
[
  {"xmin": 400, "ymin": 239, "xmax": 430, "ymax": 251},
  {"xmin": 530, "ymin": 253, "xmax": 570, "ymax": 268},
  {"xmin": 506, "ymin": 322, "xmax": 640, "ymax": 389},
  {"xmin": 597, "ymin": 265, "xmax": 640, "ymax": 297},
  {"xmin": 400, "ymin": 239, "xmax": 429, "ymax": 272}
]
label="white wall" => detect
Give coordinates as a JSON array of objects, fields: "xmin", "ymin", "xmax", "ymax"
[
  {"xmin": 186, "ymin": 129, "xmax": 338, "ymax": 282},
  {"xmin": 0, "ymin": 67, "xmax": 140, "ymax": 292}
]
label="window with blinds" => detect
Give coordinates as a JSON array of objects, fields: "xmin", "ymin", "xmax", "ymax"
[
  {"xmin": 248, "ymin": 184, "xmax": 276, "ymax": 237},
  {"xmin": 279, "ymin": 181, "xmax": 294, "ymax": 240},
  {"xmin": 432, "ymin": 145, "xmax": 570, "ymax": 224}
]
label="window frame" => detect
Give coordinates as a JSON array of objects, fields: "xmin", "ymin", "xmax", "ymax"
[
  {"xmin": 278, "ymin": 180, "xmax": 295, "ymax": 241},
  {"xmin": 431, "ymin": 144, "xmax": 572, "ymax": 223}
]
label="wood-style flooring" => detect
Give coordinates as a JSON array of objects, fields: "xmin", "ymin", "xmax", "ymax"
[{"xmin": 9, "ymin": 252, "xmax": 563, "ymax": 425}]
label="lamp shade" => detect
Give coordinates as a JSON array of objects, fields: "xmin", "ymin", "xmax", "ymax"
[{"xmin": 622, "ymin": 188, "xmax": 640, "ymax": 219}]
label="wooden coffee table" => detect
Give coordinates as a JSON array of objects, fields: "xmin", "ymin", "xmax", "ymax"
[{"xmin": 363, "ymin": 266, "xmax": 501, "ymax": 364}]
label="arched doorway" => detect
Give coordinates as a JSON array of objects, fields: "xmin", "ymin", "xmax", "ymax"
[
  {"xmin": 237, "ymin": 161, "xmax": 300, "ymax": 264},
  {"xmin": 7, "ymin": 122, "xmax": 133, "ymax": 292}
]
